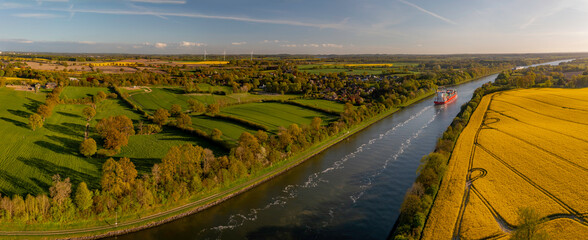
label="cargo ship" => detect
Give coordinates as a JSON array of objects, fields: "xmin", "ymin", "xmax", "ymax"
[{"xmin": 434, "ymin": 88, "xmax": 457, "ymax": 105}]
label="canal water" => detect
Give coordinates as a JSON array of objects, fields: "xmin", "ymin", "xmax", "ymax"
[{"xmin": 111, "ymin": 60, "xmax": 571, "ymax": 240}]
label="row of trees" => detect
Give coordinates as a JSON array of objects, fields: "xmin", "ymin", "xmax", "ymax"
[{"xmin": 28, "ymin": 86, "xmax": 64, "ymax": 131}]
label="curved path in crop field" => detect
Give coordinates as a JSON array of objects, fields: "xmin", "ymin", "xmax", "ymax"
[{"xmin": 451, "ymin": 92, "xmax": 588, "ymax": 240}]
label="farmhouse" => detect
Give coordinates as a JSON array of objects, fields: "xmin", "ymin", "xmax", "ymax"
[{"xmin": 45, "ymin": 82, "xmax": 57, "ymax": 89}]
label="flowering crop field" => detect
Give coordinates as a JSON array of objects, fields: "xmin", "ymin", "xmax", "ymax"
[{"xmin": 423, "ymin": 88, "xmax": 588, "ymax": 239}]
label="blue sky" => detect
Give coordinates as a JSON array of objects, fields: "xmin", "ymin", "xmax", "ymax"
[{"xmin": 1, "ymin": 0, "xmax": 588, "ymax": 54}]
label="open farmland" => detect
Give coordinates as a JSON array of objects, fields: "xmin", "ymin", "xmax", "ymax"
[
  {"xmin": 221, "ymin": 102, "xmax": 337, "ymax": 133},
  {"xmin": 61, "ymin": 86, "xmax": 111, "ymax": 99},
  {"xmin": 191, "ymin": 115, "xmax": 258, "ymax": 144},
  {"xmin": 291, "ymin": 99, "xmax": 346, "ymax": 113},
  {"xmin": 127, "ymin": 87, "xmax": 297, "ymax": 113},
  {"xmin": 422, "ymin": 88, "xmax": 588, "ymax": 239}
]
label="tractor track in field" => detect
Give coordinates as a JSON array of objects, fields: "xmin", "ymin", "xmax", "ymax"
[
  {"xmin": 451, "ymin": 94, "xmax": 491, "ymax": 240},
  {"xmin": 476, "ymin": 144, "xmax": 587, "ymax": 227},
  {"xmin": 493, "ymin": 99, "xmax": 588, "ymax": 126},
  {"xmin": 451, "ymin": 93, "xmax": 587, "ymax": 240},
  {"xmin": 501, "ymin": 93, "xmax": 588, "ymax": 112},
  {"xmin": 482, "ymin": 127, "xmax": 588, "ymax": 172},
  {"xmin": 486, "ymin": 109, "xmax": 588, "ymax": 144}
]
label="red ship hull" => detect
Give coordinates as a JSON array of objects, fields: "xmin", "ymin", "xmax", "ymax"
[{"xmin": 434, "ymin": 94, "xmax": 457, "ymax": 105}]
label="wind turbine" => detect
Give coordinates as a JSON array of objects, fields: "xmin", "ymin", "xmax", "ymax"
[
  {"xmin": 250, "ymin": 50, "xmax": 253, "ymax": 61},
  {"xmin": 204, "ymin": 49, "xmax": 207, "ymax": 60},
  {"xmin": 223, "ymin": 50, "xmax": 226, "ymax": 61}
]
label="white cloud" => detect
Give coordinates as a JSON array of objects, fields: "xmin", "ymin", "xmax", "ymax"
[
  {"xmin": 78, "ymin": 41, "xmax": 96, "ymax": 45},
  {"xmin": 232, "ymin": 42, "xmax": 246, "ymax": 45},
  {"xmin": 19, "ymin": 40, "xmax": 34, "ymax": 44},
  {"xmin": 322, "ymin": 43, "xmax": 343, "ymax": 48},
  {"xmin": 47, "ymin": 8, "xmax": 345, "ymax": 29},
  {"xmin": 37, "ymin": 0, "xmax": 69, "ymax": 4},
  {"xmin": 398, "ymin": 0, "xmax": 456, "ymax": 25},
  {"xmin": 263, "ymin": 40, "xmax": 285, "ymax": 43},
  {"xmin": 180, "ymin": 41, "xmax": 205, "ymax": 47},
  {"xmin": 130, "ymin": 0, "xmax": 186, "ymax": 4},
  {"xmin": 281, "ymin": 44, "xmax": 297, "ymax": 47},
  {"xmin": 303, "ymin": 44, "xmax": 320, "ymax": 47},
  {"xmin": 14, "ymin": 13, "xmax": 62, "ymax": 18},
  {"xmin": 154, "ymin": 42, "xmax": 167, "ymax": 48}
]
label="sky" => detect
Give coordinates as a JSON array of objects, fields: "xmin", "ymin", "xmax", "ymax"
[{"xmin": 1, "ymin": 0, "xmax": 588, "ymax": 54}]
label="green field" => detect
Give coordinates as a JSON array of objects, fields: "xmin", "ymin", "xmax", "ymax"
[
  {"xmin": 291, "ymin": 99, "xmax": 346, "ymax": 113},
  {"xmin": 191, "ymin": 115, "xmax": 258, "ymax": 144},
  {"xmin": 297, "ymin": 62, "xmax": 419, "ymax": 75},
  {"xmin": 128, "ymin": 87, "xmax": 297, "ymax": 113},
  {"xmin": 0, "ymin": 87, "xmax": 216, "ymax": 195},
  {"xmin": 61, "ymin": 86, "xmax": 111, "ymax": 99},
  {"xmin": 0, "ymin": 88, "xmax": 100, "ymax": 195},
  {"xmin": 221, "ymin": 102, "xmax": 336, "ymax": 133}
]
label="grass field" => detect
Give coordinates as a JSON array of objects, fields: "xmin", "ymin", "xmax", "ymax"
[
  {"xmin": 191, "ymin": 115, "xmax": 258, "ymax": 144},
  {"xmin": 422, "ymin": 88, "xmax": 588, "ymax": 239},
  {"xmin": 61, "ymin": 86, "xmax": 111, "ymax": 99},
  {"xmin": 221, "ymin": 102, "xmax": 337, "ymax": 133},
  {"xmin": 128, "ymin": 87, "xmax": 297, "ymax": 113},
  {"xmin": 0, "ymin": 87, "xmax": 216, "ymax": 196},
  {"xmin": 291, "ymin": 99, "xmax": 346, "ymax": 113}
]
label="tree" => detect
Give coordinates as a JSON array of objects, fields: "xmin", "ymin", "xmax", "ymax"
[
  {"xmin": 96, "ymin": 115, "xmax": 135, "ymax": 137},
  {"xmin": 29, "ymin": 113, "xmax": 44, "ymax": 131},
  {"xmin": 211, "ymin": 128, "xmax": 222, "ymax": 140},
  {"xmin": 153, "ymin": 108, "xmax": 170, "ymax": 126},
  {"xmin": 311, "ymin": 117, "xmax": 322, "ymax": 131},
  {"xmin": 175, "ymin": 113, "xmax": 192, "ymax": 129},
  {"xmin": 74, "ymin": 182, "xmax": 93, "ymax": 212},
  {"xmin": 511, "ymin": 207, "xmax": 548, "ymax": 240},
  {"xmin": 254, "ymin": 130, "xmax": 268, "ymax": 143},
  {"xmin": 93, "ymin": 91, "xmax": 107, "ymax": 103},
  {"xmin": 49, "ymin": 174, "xmax": 72, "ymax": 206},
  {"xmin": 170, "ymin": 104, "xmax": 182, "ymax": 116},
  {"xmin": 96, "ymin": 115, "xmax": 134, "ymax": 151},
  {"xmin": 79, "ymin": 138, "xmax": 97, "ymax": 157},
  {"xmin": 103, "ymin": 129, "xmax": 129, "ymax": 150},
  {"xmin": 206, "ymin": 103, "xmax": 220, "ymax": 115},
  {"xmin": 188, "ymin": 99, "xmax": 205, "ymax": 113},
  {"xmin": 37, "ymin": 104, "xmax": 53, "ymax": 120},
  {"xmin": 82, "ymin": 106, "xmax": 96, "ymax": 121}
]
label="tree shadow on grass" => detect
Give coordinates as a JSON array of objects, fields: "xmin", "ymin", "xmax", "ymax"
[
  {"xmin": 7, "ymin": 109, "xmax": 30, "ymax": 119},
  {"xmin": 57, "ymin": 111, "xmax": 81, "ymax": 118},
  {"xmin": 24, "ymin": 97, "xmax": 43, "ymax": 113},
  {"xmin": 127, "ymin": 157, "xmax": 160, "ymax": 174},
  {"xmin": 0, "ymin": 117, "xmax": 28, "ymax": 129},
  {"xmin": 160, "ymin": 87, "xmax": 185, "ymax": 95},
  {"xmin": 0, "ymin": 169, "xmax": 44, "ymax": 196},
  {"xmin": 63, "ymin": 122, "xmax": 86, "ymax": 135},
  {"xmin": 44, "ymin": 123, "xmax": 82, "ymax": 137},
  {"xmin": 18, "ymin": 157, "xmax": 100, "ymax": 191}
]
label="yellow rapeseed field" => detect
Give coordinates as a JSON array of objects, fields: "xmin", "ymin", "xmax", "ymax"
[
  {"xmin": 423, "ymin": 88, "xmax": 588, "ymax": 239},
  {"xmin": 87, "ymin": 61, "xmax": 138, "ymax": 67}
]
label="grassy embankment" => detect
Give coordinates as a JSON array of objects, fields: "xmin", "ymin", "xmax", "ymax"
[
  {"xmin": 0, "ymin": 88, "xmax": 435, "ymax": 239},
  {"xmin": 422, "ymin": 88, "xmax": 588, "ymax": 239}
]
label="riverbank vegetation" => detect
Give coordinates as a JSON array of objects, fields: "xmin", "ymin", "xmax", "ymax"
[
  {"xmin": 0, "ymin": 54, "xmax": 586, "ymax": 238},
  {"xmin": 393, "ymin": 59, "xmax": 588, "ymax": 240}
]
